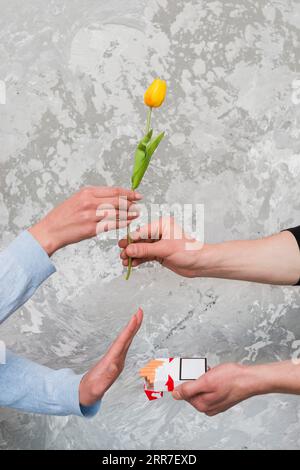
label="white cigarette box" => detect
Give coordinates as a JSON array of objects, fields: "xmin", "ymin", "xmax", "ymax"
[{"xmin": 142, "ymin": 357, "xmax": 207, "ymax": 401}]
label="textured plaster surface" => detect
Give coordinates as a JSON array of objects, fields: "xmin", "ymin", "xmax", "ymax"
[{"xmin": 0, "ymin": 0, "xmax": 300, "ymax": 450}]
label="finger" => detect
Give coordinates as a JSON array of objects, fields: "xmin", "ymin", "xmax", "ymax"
[
  {"xmin": 205, "ymin": 400, "xmax": 240, "ymax": 416},
  {"xmin": 92, "ymin": 186, "xmax": 143, "ymax": 201},
  {"xmin": 96, "ymin": 209, "xmax": 140, "ymax": 221},
  {"xmin": 123, "ymin": 307, "xmax": 144, "ymax": 353},
  {"xmin": 96, "ymin": 219, "xmax": 133, "ymax": 234},
  {"xmin": 118, "ymin": 238, "xmax": 129, "ymax": 249},
  {"xmin": 172, "ymin": 376, "xmax": 210, "ymax": 401},
  {"xmin": 118, "ymin": 220, "xmax": 164, "ymax": 249},
  {"xmin": 119, "ymin": 240, "xmax": 152, "ymax": 259},
  {"xmin": 107, "ymin": 316, "xmax": 138, "ymax": 358},
  {"xmin": 96, "ymin": 197, "xmax": 138, "ymax": 212},
  {"xmin": 122, "ymin": 258, "xmax": 151, "ymax": 267},
  {"xmin": 127, "ymin": 217, "xmax": 185, "ymax": 242},
  {"xmin": 125, "ymin": 241, "xmax": 167, "ymax": 260},
  {"xmin": 128, "ymin": 219, "xmax": 163, "ymax": 242},
  {"xmin": 107, "ymin": 308, "xmax": 143, "ymax": 358},
  {"xmin": 118, "ymin": 237, "xmax": 155, "ymax": 249},
  {"xmin": 205, "ymin": 410, "xmax": 218, "ymax": 416},
  {"xmin": 187, "ymin": 396, "xmax": 210, "ymax": 413},
  {"xmin": 120, "ymin": 245, "xmax": 155, "ymax": 264}
]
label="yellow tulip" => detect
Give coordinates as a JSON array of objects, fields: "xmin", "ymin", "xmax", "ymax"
[
  {"xmin": 144, "ymin": 79, "xmax": 167, "ymax": 108},
  {"xmin": 126, "ymin": 78, "xmax": 167, "ymax": 280}
]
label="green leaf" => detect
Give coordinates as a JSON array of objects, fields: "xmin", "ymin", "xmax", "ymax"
[
  {"xmin": 130, "ymin": 130, "xmax": 164, "ymax": 190},
  {"xmin": 131, "ymin": 146, "xmax": 146, "ymax": 189},
  {"xmin": 139, "ymin": 129, "xmax": 153, "ymax": 147},
  {"xmin": 146, "ymin": 132, "xmax": 165, "ymax": 161}
]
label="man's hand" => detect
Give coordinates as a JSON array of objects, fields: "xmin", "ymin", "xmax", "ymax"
[
  {"xmin": 119, "ymin": 217, "xmax": 204, "ymax": 278},
  {"xmin": 79, "ymin": 308, "xmax": 143, "ymax": 407},
  {"xmin": 119, "ymin": 217, "xmax": 300, "ymax": 285},
  {"xmin": 29, "ymin": 186, "xmax": 142, "ymax": 256},
  {"xmin": 172, "ymin": 360, "xmax": 300, "ymax": 416},
  {"xmin": 172, "ymin": 363, "xmax": 259, "ymax": 416}
]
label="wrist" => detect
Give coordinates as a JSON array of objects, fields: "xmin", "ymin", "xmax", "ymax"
[
  {"xmin": 241, "ymin": 364, "xmax": 278, "ymax": 397},
  {"xmin": 79, "ymin": 376, "xmax": 92, "ymax": 407},
  {"xmin": 193, "ymin": 240, "xmax": 257, "ymax": 281},
  {"xmin": 193, "ymin": 243, "xmax": 219, "ymax": 277},
  {"xmin": 79, "ymin": 374, "xmax": 101, "ymax": 407},
  {"xmin": 29, "ymin": 221, "xmax": 60, "ymax": 257}
]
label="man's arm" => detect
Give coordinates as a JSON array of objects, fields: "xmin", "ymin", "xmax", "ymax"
[
  {"xmin": 195, "ymin": 230, "xmax": 300, "ymax": 285},
  {"xmin": 0, "ymin": 350, "xmax": 99, "ymax": 417},
  {"xmin": 0, "ymin": 309, "xmax": 143, "ymax": 416},
  {"xmin": 172, "ymin": 360, "xmax": 300, "ymax": 416},
  {"xmin": 0, "ymin": 231, "xmax": 56, "ymax": 324},
  {"xmin": 0, "ymin": 186, "xmax": 142, "ymax": 416},
  {"xmin": 0, "ymin": 186, "xmax": 141, "ymax": 324},
  {"xmin": 119, "ymin": 218, "xmax": 300, "ymax": 286}
]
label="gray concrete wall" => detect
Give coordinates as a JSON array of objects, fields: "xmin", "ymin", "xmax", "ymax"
[{"xmin": 0, "ymin": 0, "xmax": 300, "ymax": 450}]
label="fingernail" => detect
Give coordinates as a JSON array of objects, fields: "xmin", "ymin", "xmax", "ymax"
[
  {"xmin": 128, "ymin": 212, "xmax": 139, "ymax": 217},
  {"xmin": 172, "ymin": 390, "xmax": 182, "ymax": 400},
  {"xmin": 134, "ymin": 192, "xmax": 143, "ymax": 200}
]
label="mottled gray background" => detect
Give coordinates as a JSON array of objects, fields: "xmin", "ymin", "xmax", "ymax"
[{"xmin": 0, "ymin": 0, "xmax": 300, "ymax": 450}]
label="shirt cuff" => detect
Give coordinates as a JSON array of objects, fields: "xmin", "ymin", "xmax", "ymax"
[
  {"xmin": 7, "ymin": 231, "xmax": 56, "ymax": 285},
  {"xmin": 286, "ymin": 226, "xmax": 300, "ymax": 249},
  {"xmin": 63, "ymin": 373, "xmax": 101, "ymax": 418}
]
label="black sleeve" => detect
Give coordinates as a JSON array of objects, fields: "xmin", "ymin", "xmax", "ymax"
[{"xmin": 286, "ymin": 226, "xmax": 300, "ymax": 286}]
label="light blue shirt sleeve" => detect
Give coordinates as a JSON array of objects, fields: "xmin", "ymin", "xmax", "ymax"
[
  {"xmin": 0, "ymin": 230, "xmax": 56, "ymax": 324},
  {"xmin": 0, "ymin": 231, "xmax": 101, "ymax": 417},
  {"xmin": 0, "ymin": 351, "xmax": 100, "ymax": 417}
]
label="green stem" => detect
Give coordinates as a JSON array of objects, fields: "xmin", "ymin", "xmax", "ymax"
[
  {"xmin": 146, "ymin": 107, "xmax": 152, "ymax": 134},
  {"xmin": 126, "ymin": 107, "xmax": 152, "ymax": 280},
  {"xmin": 125, "ymin": 224, "xmax": 133, "ymax": 280}
]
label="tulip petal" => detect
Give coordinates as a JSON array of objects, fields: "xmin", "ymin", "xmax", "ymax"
[{"xmin": 144, "ymin": 79, "xmax": 167, "ymax": 108}]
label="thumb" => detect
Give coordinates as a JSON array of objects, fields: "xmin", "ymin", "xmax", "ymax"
[
  {"xmin": 126, "ymin": 241, "xmax": 165, "ymax": 259},
  {"xmin": 172, "ymin": 384, "xmax": 187, "ymax": 401},
  {"xmin": 172, "ymin": 376, "xmax": 208, "ymax": 401}
]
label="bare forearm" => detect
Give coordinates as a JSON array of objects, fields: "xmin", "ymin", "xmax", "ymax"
[
  {"xmin": 245, "ymin": 361, "xmax": 300, "ymax": 397},
  {"xmin": 196, "ymin": 231, "xmax": 300, "ymax": 285}
]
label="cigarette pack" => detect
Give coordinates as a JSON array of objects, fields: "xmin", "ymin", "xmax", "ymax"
[{"xmin": 140, "ymin": 357, "xmax": 207, "ymax": 401}]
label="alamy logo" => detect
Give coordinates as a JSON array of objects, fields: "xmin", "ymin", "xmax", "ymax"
[
  {"xmin": 0, "ymin": 340, "xmax": 6, "ymax": 364},
  {"xmin": 0, "ymin": 80, "xmax": 6, "ymax": 104}
]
